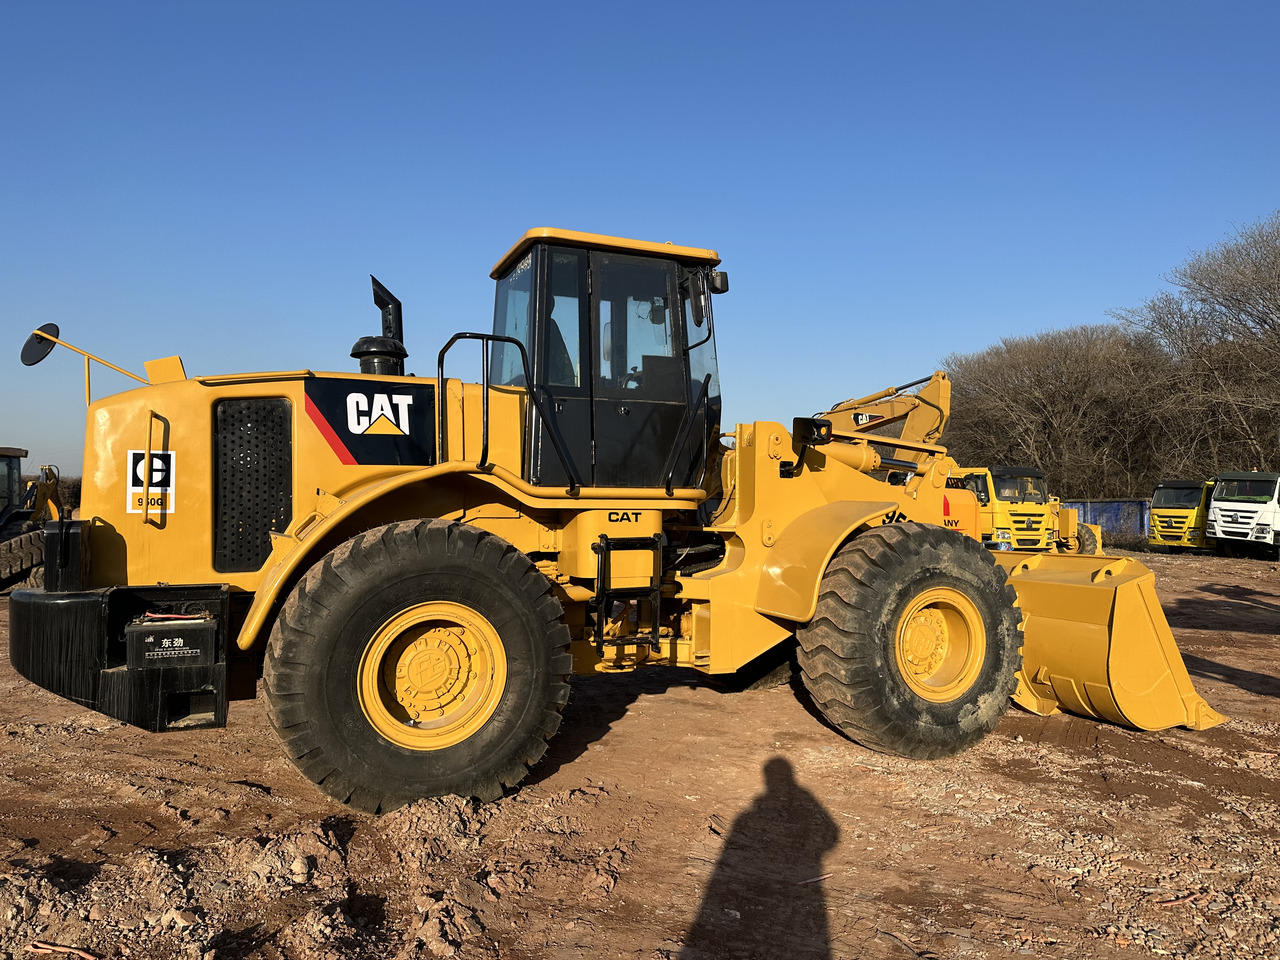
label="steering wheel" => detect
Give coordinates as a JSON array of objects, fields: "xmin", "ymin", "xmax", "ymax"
[{"xmin": 621, "ymin": 366, "xmax": 643, "ymax": 389}]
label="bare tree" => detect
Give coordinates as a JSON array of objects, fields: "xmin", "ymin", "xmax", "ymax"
[
  {"xmin": 942, "ymin": 212, "xmax": 1280, "ymax": 500},
  {"xmin": 1114, "ymin": 212, "xmax": 1280, "ymax": 474},
  {"xmin": 944, "ymin": 326, "xmax": 1171, "ymax": 498}
]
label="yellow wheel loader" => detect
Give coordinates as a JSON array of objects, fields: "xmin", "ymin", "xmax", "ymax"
[
  {"xmin": 0, "ymin": 448, "xmax": 60, "ymax": 589},
  {"xmin": 9, "ymin": 229, "xmax": 1222, "ymax": 812}
]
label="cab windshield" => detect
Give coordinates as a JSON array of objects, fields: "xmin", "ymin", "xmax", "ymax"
[
  {"xmin": 1213, "ymin": 478, "xmax": 1279, "ymax": 503},
  {"xmin": 491, "ymin": 250, "xmax": 535, "ymax": 387},
  {"xmin": 992, "ymin": 475, "xmax": 1047, "ymax": 503},
  {"xmin": 1152, "ymin": 486, "xmax": 1203, "ymax": 509}
]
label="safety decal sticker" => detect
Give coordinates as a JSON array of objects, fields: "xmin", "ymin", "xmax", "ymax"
[
  {"xmin": 304, "ymin": 379, "xmax": 437, "ymax": 466},
  {"xmin": 126, "ymin": 450, "xmax": 176, "ymax": 514}
]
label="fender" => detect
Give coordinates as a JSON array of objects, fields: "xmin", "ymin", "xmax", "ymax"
[
  {"xmin": 234, "ymin": 460, "xmax": 705, "ymax": 651},
  {"xmin": 754, "ymin": 500, "xmax": 899, "ymax": 623}
]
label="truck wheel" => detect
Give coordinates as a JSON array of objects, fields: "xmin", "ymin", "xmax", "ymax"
[
  {"xmin": 264, "ymin": 519, "xmax": 572, "ymax": 812},
  {"xmin": 796, "ymin": 522, "xmax": 1022, "ymax": 759}
]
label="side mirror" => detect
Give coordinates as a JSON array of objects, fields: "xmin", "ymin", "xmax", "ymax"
[
  {"xmin": 710, "ymin": 271, "xmax": 729, "ymax": 295},
  {"xmin": 21, "ymin": 323, "xmax": 60, "ymax": 366},
  {"xmin": 684, "ymin": 273, "xmax": 706, "ymax": 327}
]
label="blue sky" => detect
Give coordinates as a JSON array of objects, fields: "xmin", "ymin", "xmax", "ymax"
[{"xmin": 3, "ymin": 2, "xmax": 1278, "ymax": 472}]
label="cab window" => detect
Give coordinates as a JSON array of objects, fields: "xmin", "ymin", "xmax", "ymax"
[
  {"xmin": 593, "ymin": 253, "xmax": 683, "ymax": 400},
  {"xmin": 946, "ymin": 474, "xmax": 990, "ymax": 504},
  {"xmin": 545, "ymin": 249, "xmax": 587, "ymax": 388},
  {"xmin": 491, "ymin": 249, "xmax": 536, "ymax": 386}
]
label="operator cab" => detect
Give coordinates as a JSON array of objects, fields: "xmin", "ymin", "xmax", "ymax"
[
  {"xmin": 989, "ymin": 465, "xmax": 1048, "ymax": 504},
  {"xmin": 0, "ymin": 447, "xmax": 27, "ymax": 521},
  {"xmin": 488, "ymin": 229, "xmax": 727, "ymax": 489}
]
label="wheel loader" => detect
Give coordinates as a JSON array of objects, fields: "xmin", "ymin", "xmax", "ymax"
[{"xmin": 9, "ymin": 228, "xmax": 1223, "ymax": 813}]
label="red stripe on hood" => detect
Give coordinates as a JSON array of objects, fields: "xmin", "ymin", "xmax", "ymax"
[{"xmin": 305, "ymin": 394, "xmax": 357, "ymax": 465}]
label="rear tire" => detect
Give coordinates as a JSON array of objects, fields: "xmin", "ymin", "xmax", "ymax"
[
  {"xmin": 1056, "ymin": 524, "xmax": 1099, "ymax": 555},
  {"xmin": 796, "ymin": 523, "xmax": 1022, "ymax": 759},
  {"xmin": 0, "ymin": 531, "xmax": 43, "ymax": 590},
  {"xmin": 264, "ymin": 520, "xmax": 572, "ymax": 812}
]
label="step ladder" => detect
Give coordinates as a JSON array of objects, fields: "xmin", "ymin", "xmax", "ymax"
[{"xmin": 588, "ymin": 533, "xmax": 663, "ymax": 657}]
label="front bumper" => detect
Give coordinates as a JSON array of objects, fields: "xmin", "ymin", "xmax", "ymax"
[{"xmin": 9, "ymin": 584, "xmax": 230, "ymax": 732}]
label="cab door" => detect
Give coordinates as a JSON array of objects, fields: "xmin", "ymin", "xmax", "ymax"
[
  {"xmin": 590, "ymin": 252, "xmax": 689, "ymax": 487},
  {"xmin": 527, "ymin": 247, "xmax": 592, "ymax": 487}
]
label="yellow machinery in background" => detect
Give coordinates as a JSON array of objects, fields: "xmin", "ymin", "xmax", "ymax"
[
  {"xmin": 949, "ymin": 465, "xmax": 1101, "ymax": 554},
  {"xmin": 9, "ymin": 228, "xmax": 1222, "ymax": 812},
  {"xmin": 0, "ymin": 448, "xmax": 60, "ymax": 588},
  {"xmin": 1149, "ymin": 479, "xmax": 1215, "ymax": 551}
]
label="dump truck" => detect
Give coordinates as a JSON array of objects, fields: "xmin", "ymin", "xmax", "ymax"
[
  {"xmin": 0, "ymin": 448, "xmax": 60, "ymax": 589},
  {"xmin": 1206, "ymin": 471, "xmax": 1280, "ymax": 559},
  {"xmin": 1148, "ymin": 479, "xmax": 1214, "ymax": 551},
  {"xmin": 9, "ymin": 228, "xmax": 1222, "ymax": 812},
  {"xmin": 947, "ymin": 465, "xmax": 1099, "ymax": 554}
]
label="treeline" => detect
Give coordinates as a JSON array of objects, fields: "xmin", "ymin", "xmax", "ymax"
[{"xmin": 942, "ymin": 213, "xmax": 1280, "ymax": 499}]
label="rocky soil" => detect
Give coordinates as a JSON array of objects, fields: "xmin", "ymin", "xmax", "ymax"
[{"xmin": 0, "ymin": 550, "xmax": 1276, "ymax": 959}]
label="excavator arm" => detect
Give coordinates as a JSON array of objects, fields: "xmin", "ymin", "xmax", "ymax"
[{"xmin": 818, "ymin": 371, "xmax": 951, "ymax": 468}]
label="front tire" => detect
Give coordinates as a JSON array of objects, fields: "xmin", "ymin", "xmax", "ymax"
[
  {"xmin": 264, "ymin": 520, "xmax": 572, "ymax": 812},
  {"xmin": 796, "ymin": 523, "xmax": 1022, "ymax": 759}
]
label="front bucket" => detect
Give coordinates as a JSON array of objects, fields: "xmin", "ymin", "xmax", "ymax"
[{"xmin": 994, "ymin": 553, "xmax": 1225, "ymax": 732}]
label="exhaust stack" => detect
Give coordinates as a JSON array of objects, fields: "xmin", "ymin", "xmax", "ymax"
[{"xmin": 351, "ymin": 275, "xmax": 408, "ymax": 376}]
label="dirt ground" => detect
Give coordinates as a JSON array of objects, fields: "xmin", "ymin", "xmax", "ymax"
[{"xmin": 0, "ymin": 550, "xmax": 1277, "ymax": 960}]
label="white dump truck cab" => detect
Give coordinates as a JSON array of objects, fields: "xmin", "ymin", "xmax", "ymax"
[{"xmin": 1206, "ymin": 471, "xmax": 1280, "ymax": 557}]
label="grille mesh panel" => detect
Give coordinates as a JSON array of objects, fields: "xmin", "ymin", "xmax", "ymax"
[{"xmin": 214, "ymin": 399, "xmax": 292, "ymax": 572}]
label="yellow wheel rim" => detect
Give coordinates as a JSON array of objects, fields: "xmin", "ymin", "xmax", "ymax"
[
  {"xmin": 358, "ymin": 601, "xmax": 507, "ymax": 750},
  {"xmin": 894, "ymin": 587, "xmax": 986, "ymax": 703}
]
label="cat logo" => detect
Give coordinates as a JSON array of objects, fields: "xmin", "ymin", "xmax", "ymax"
[
  {"xmin": 347, "ymin": 393, "xmax": 413, "ymax": 436},
  {"xmin": 304, "ymin": 378, "xmax": 436, "ymax": 466}
]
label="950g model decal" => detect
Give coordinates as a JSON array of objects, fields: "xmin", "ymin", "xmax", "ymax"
[
  {"xmin": 304, "ymin": 379, "xmax": 437, "ymax": 466},
  {"xmin": 126, "ymin": 449, "xmax": 176, "ymax": 514}
]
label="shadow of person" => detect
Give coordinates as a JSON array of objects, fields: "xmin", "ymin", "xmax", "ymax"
[
  {"xmin": 681, "ymin": 757, "xmax": 839, "ymax": 960},
  {"xmin": 1182, "ymin": 652, "xmax": 1280, "ymax": 699}
]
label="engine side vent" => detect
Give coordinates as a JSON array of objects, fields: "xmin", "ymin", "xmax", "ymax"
[{"xmin": 214, "ymin": 399, "xmax": 293, "ymax": 573}]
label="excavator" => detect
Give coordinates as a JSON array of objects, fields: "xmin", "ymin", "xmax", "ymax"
[{"xmin": 9, "ymin": 228, "xmax": 1223, "ymax": 812}]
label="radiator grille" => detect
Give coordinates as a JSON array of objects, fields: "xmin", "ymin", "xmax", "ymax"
[{"xmin": 214, "ymin": 399, "xmax": 292, "ymax": 572}]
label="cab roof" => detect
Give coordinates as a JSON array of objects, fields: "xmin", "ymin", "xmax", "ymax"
[
  {"xmin": 991, "ymin": 464, "xmax": 1044, "ymax": 479},
  {"xmin": 0, "ymin": 447, "xmax": 27, "ymax": 459},
  {"xmin": 1155, "ymin": 479, "xmax": 1210, "ymax": 489},
  {"xmin": 491, "ymin": 228, "xmax": 721, "ymax": 279},
  {"xmin": 1216, "ymin": 470, "xmax": 1280, "ymax": 482}
]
